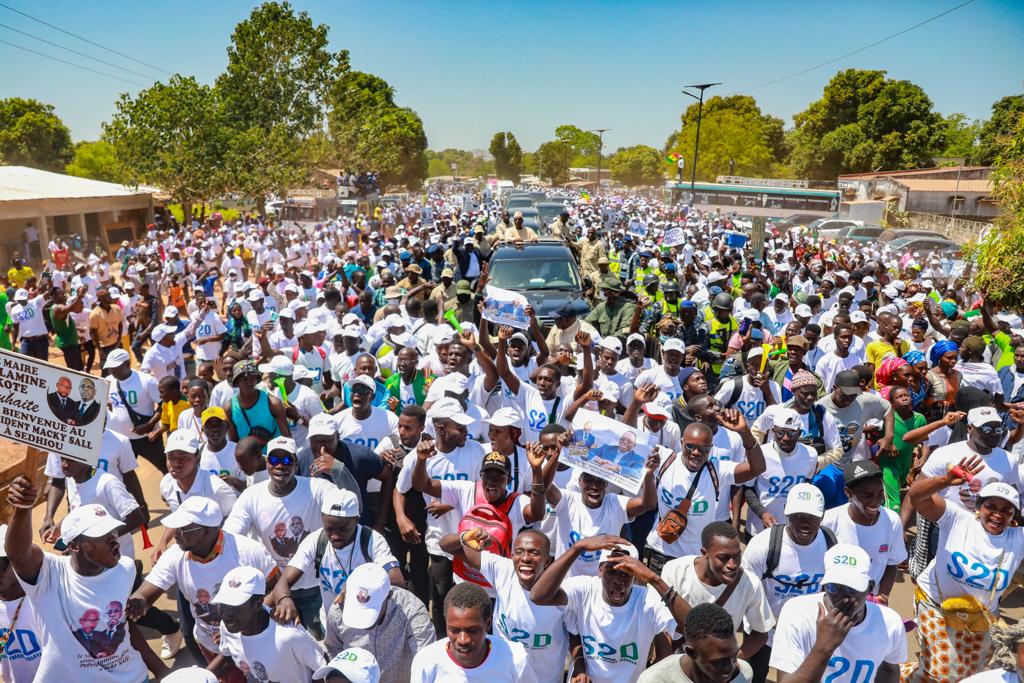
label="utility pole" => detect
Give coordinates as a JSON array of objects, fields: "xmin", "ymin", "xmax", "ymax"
[
  {"xmin": 682, "ymin": 83, "xmax": 721, "ymax": 196},
  {"xmin": 590, "ymin": 128, "xmax": 609, "ymax": 196}
]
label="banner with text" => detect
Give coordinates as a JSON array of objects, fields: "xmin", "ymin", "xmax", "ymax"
[
  {"xmin": 0, "ymin": 349, "xmax": 109, "ymax": 466},
  {"xmin": 565, "ymin": 409, "xmax": 654, "ymax": 494},
  {"xmin": 482, "ymin": 285, "xmax": 531, "ymax": 331}
]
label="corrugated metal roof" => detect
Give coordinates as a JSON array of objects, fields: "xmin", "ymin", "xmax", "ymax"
[
  {"xmin": 0, "ymin": 166, "xmax": 150, "ymax": 202},
  {"xmin": 894, "ymin": 178, "xmax": 992, "ymax": 193}
]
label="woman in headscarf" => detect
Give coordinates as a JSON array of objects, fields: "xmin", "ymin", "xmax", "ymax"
[
  {"xmin": 903, "ymin": 349, "xmax": 931, "ymax": 411},
  {"xmin": 875, "ymin": 355, "xmax": 911, "ymax": 401},
  {"xmin": 926, "ymin": 339, "xmax": 962, "ymax": 421}
]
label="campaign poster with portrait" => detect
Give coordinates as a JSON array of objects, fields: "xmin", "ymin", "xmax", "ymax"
[
  {"xmin": 481, "ymin": 285, "xmax": 530, "ymax": 331},
  {"xmin": 566, "ymin": 409, "xmax": 654, "ymax": 494},
  {"xmin": 0, "ymin": 348, "xmax": 110, "ymax": 466}
]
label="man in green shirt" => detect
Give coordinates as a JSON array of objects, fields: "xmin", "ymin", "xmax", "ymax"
[
  {"xmin": 0, "ymin": 286, "xmax": 11, "ymax": 350},
  {"xmin": 585, "ymin": 276, "xmax": 636, "ymax": 339}
]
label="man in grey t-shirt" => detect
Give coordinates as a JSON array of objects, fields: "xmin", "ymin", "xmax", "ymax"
[{"xmin": 816, "ymin": 369, "xmax": 892, "ymax": 464}]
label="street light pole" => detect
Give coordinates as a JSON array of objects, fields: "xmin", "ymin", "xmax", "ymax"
[
  {"xmin": 591, "ymin": 128, "xmax": 609, "ymax": 196},
  {"xmin": 682, "ymin": 83, "xmax": 721, "ymax": 196}
]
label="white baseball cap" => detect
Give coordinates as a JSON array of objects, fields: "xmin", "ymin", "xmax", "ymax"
[
  {"xmin": 321, "ymin": 488, "xmax": 360, "ymax": 518},
  {"xmin": 783, "ymin": 483, "xmax": 825, "ymax": 518},
  {"xmin": 968, "ymin": 406, "xmax": 1002, "ymax": 428},
  {"xmin": 626, "ymin": 332, "xmax": 646, "ymax": 348},
  {"xmin": 258, "ymin": 355, "xmax": 294, "ymax": 376},
  {"xmin": 349, "ymin": 374, "xmax": 376, "ymax": 392},
  {"xmin": 598, "ymin": 541, "xmax": 640, "ymax": 565},
  {"xmin": 979, "ymin": 482, "xmax": 1021, "ymax": 510},
  {"xmin": 341, "ymin": 564, "xmax": 391, "ymax": 629},
  {"xmin": 266, "ymin": 436, "xmax": 297, "ymax": 455},
  {"xmin": 342, "ymin": 326, "xmax": 361, "ymax": 338},
  {"xmin": 162, "ymin": 305, "xmax": 179, "ymax": 319},
  {"xmin": 162, "ymin": 667, "xmax": 219, "ymax": 683},
  {"xmin": 102, "ymin": 348, "xmax": 131, "ymax": 369},
  {"xmin": 151, "ymin": 324, "xmax": 178, "ymax": 343},
  {"xmin": 60, "ymin": 503, "xmax": 123, "ymax": 543},
  {"xmin": 771, "ymin": 407, "xmax": 803, "ymax": 431},
  {"xmin": 313, "ymin": 647, "xmax": 380, "ymax": 683},
  {"xmin": 246, "ymin": 289, "xmax": 264, "ymax": 302},
  {"xmin": 165, "ymin": 429, "xmax": 200, "ymax": 455},
  {"xmin": 850, "ymin": 310, "xmax": 868, "ymax": 324},
  {"xmin": 643, "ymin": 395, "xmax": 673, "ymax": 419},
  {"xmin": 308, "ymin": 412, "xmax": 338, "ymax": 439},
  {"xmin": 161, "ymin": 496, "xmax": 224, "ymax": 529},
  {"xmin": 662, "ymin": 338, "xmax": 685, "ymax": 354},
  {"xmin": 822, "ymin": 543, "xmax": 872, "ymax": 592},
  {"xmin": 487, "ymin": 407, "xmax": 523, "ymax": 428},
  {"xmin": 428, "ymin": 397, "xmax": 474, "ymax": 426},
  {"xmin": 212, "ymin": 565, "xmax": 266, "ymax": 606},
  {"xmin": 597, "ymin": 381, "xmax": 621, "ymax": 403},
  {"xmin": 597, "ymin": 337, "xmax": 622, "ymax": 355}
]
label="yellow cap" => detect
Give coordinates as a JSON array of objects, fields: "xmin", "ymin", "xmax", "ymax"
[{"xmin": 201, "ymin": 406, "xmax": 227, "ymax": 425}]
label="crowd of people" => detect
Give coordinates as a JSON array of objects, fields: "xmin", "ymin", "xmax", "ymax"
[{"xmin": 0, "ymin": 184, "xmax": 1023, "ymax": 683}]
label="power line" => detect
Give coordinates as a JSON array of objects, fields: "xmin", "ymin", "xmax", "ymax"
[
  {"xmin": 736, "ymin": 0, "xmax": 978, "ymax": 93},
  {"xmin": 0, "ymin": 22, "xmax": 158, "ymax": 81},
  {"xmin": 0, "ymin": 38, "xmax": 148, "ymax": 87},
  {"xmin": 0, "ymin": 1, "xmax": 171, "ymax": 76}
]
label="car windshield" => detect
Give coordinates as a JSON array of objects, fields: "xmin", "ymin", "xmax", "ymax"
[{"xmin": 489, "ymin": 258, "xmax": 580, "ymax": 290}]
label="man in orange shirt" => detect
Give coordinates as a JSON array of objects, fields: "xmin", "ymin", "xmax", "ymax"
[{"xmin": 90, "ymin": 287, "xmax": 125, "ymax": 369}]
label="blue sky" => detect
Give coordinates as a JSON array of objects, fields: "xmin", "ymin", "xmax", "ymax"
[{"xmin": 1, "ymin": 0, "xmax": 1022, "ymax": 153}]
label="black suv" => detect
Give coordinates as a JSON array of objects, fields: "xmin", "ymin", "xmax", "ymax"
[{"xmin": 486, "ymin": 239, "xmax": 583, "ymax": 327}]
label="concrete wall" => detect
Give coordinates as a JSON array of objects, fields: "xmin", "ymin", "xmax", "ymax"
[
  {"xmin": 905, "ymin": 191, "xmax": 999, "ymax": 219},
  {"xmin": 905, "ymin": 212, "xmax": 993, "ymax": 243}
]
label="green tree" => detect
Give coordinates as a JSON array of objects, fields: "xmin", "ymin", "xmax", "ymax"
[
  {"xmin": 0, "ymin": 98, "xmax": 73, "ymax": 171},
  {"xmin": 936, "ymin": 113, "xmax": 981, "ymax": 161},
  {"xmin": 536, "ymin": 140, "xmax": 571, "ymax": 184},
  {"xmin": 489, "ymin": 132, "xmax": 522, "ymax": 182},
  {"xmin": 326, "ymin": 70, "xmax": 428, "ymax": 188},
  {"xmin": 216, "ymin": 1, "xmax": 343, "ymax": 205},
  {"xmin": 425, "ymin": 149, "xmax": 494, "ymax": 177},
  {"xmin": 555, "ymin": 125, "xmax": 601, "ymax": 166},
  {"xmin": 609, "ymin": 145, "xmax": 664, "ymax": 186},
  {"xmin": 786, "ymin": 69, "xmax": 945, "ymax": 179},
  {"xmin": 65, "ymin": 140, "xmax": 121, "ymax": 182},
  {"xmin": 104, "ymin": 75, "xmax": 227, "ymax": 217},
  {"xmin": 664, "ymin": 108, "xmax": 774, "ymax": 182},
  {"xmin": 977, "ymin": 94, "xmax": 1024, "ymax": 165},
  {"xmin": 967, "ymin": 111, "xmax": 1024, "ymax": 307}
]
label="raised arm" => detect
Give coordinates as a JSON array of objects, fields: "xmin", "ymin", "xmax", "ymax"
[
  {"xmin": 530, "ymin": 534, "xmax": 628, "ymax": 606},
  {"xmin": 908, "ymin": 455, "xmax": 982, "ymax": 523},
  {"xmin": 573, "ymin": 331, "xmax": 595, "ymax": 400},
  {"xmin": 721, "ymin": 409, "xmax": 766, "ymax": 484},
  {"xmin": 411, "ymin": 437, "xmax": 443, "ymax": 499},
  {"xmin": 494, "ymin": 325, "xmax": 522, "ymax": 396},
  {"xmin": 4, "ymin": 477, "xmax": 45, "ymax": 583},
  {"xmin": 625, "ymin": 453, "xmax": 660, "ymax": 518}
]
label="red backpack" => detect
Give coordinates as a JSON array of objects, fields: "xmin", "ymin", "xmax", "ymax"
[{"xmin": 452, "ymin": 481, "xmax": 519, "ymax": 588}]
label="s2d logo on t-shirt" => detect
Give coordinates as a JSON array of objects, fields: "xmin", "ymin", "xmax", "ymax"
[
  {"xmin": 825, "ymin": 656, "xmax": 874, "ymax": 683},
  {"xmin": 0, "ymin": 627, "xmax": 41, "ymax": 662},
  {"xmin": 498, "ymin": 613, "xmax": 553, "ymax": 650},
  {"xmin": 343, "ymin": 436, "xmax": 380, "ymax": 451},
  {"xmin": 766, "ymin": 475, "xmax": 807, "ymax": 496},
  {"xmin": 947, "ymin": 551, "xmax": 1010, "ymax": 592},
  {"xmin": 569, "ymin": 531, "xmax": 598, "ymax": 562},
  {"xmin": 581, "ymin": 635, "xmax": 640, "ymax": 665},
  {"xmin": 527, "ymin": 409, "xmax": 548, "ymax": 432},
  {"xmin": 318, "ymin": 566, "xmax": 351, "ymax": 595},
  {"xmin": 736, "ymin": 399, "xmax": 765, "ymax": 420},
  {"xmin": 772, "ymin": 572, "xmax": 824, "ymax": 596},
  {"xmin": 658, "ymin": 488, "xmax": 710, "ymax": 516}
]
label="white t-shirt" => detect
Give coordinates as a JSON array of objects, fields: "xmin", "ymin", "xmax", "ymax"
[
  {"xmin": 291, "ymin": 345, "xmax": 331, "ymax": 394},
  {"xmin": 769, "ymin": 593, "xmax": 907, "ymax": 681},
  {"xmin": 513, "ymin": 382, "xmax": 572, "ymax": 444},
  {"xmin": 746, "ymin": 441, "xmax": 818, "ymax": 536},
  {"xmin": 921, "ymin": 442, "xmax": 1018, "ymax": 512},
  {"xmin": 753, "ymin": 403, "xmax": 841, "ymax": 454},
  {"xmin": 193, "ymin": 309, "xmax": 227, "ymax": 362},
  {"xmin": 917, "ymin": 503, "xmax": 1024, "ymax": 612},
  {"xmin": 662, "ymin": 556, "xmax": 775, "ymax": 634},
  {"xmin": 741, "ymin": 527, "xmax": 833, "ymax": 646},
  {"xmin": 16, "ymin": 554, "xmax": 147, "ymax": 682},
  {"xmin": 479, "ymin": 554, "xmax": 568, "ymax": 683},
  {"xmin": 710, "ymin": 426, "xmax": 746, "ymax": 467},
  {"xmin": 550, "ymin": 490, "xmax": 631, "ymax": 577},
  {"xmin": 336, "ymin": 407, "xmax": 400, "ymax": 453},
  {"xmin": 962, "ymin": 670, "xmax": 1019, "ymax": 683},
  {"xmin": 635, "ymin": 366, "xmax": 684, "ymax": 404},
  {"xmin": 821, "ymin": 504, "xmax": 907, "ymax": 587},
  {"xmin": 441, "ymin": 479, "xmax": 531, "ymax": 533},
  {"xmin": 175, "ymin": 407, "xmax": 206, "ymax": 444},
  {"xmin": 714, "ymin": 375, "xmax": 781, "ymax": 423},
  {"xmin": 223, "ymin": 477, "xmax": 338, "ymax": 590},
  {"xmin": 563, "ymin": 576, "xmax": 677, "ymax": 683},
  {"xmin": 646, "ymin": 459, "xmax": 737, "ymax": 558},
  {"xmin": 287, "ymin": 526, "xmax": 399, "ymax": 611},
  {"xmin": 108, "ymin": 370, "xmax": 161, "ymax": 440},
  {"xmin": 394, "ymin": 443, "xmax": 485, "ymax": 555},
  {"xmin": 410, "ymin": 635, "xmax": 537, "ymax": 683},
  {"xmin": 199, "ymin": 440, "xmax": 241, "ymax": 480},
  {"xmin": 159, "ymin": 470, "xmax": 237, "ymax": 517},
  {"xmin": 814, "ymin": 351, "xmax": 861, "ymax": 393},
  {"xmin": 146, "ymin": 532, "xmax": 275, "ymax": 651},
  {"xmin": 45, "ymin": 430, "xmax": 137, "ymax": 483},
  {"xmin": 217, "ymin": 619, "xmax": 325, "ymax": 682},
  {"xmin": 0, "ymin": 595, "xmax": 41, "ymax": 682}
]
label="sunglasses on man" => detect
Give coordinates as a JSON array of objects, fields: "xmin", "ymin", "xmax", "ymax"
[{"xmin": 267, "ymin": 454, "xmax": 295, "ymax": 467}]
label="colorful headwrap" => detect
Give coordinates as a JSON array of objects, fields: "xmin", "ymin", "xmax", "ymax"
[
  {"xmin": 929, "ymin": 340, "xmax": 959, "ymax": 367},
  {"xmin": 876, "ymin": 356, "xmax": 908, "ymax": 388},
  {"xmin": 903, "ymin": 350, "xmax": 926, "ymax": 367},
  {"xmin": 790, "ymin": 370, "xmax": 817, "ymax": 390}
]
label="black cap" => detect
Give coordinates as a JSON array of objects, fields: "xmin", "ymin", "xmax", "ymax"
[
  {"xmin": 834, "ymin": 370, "xmax": 862, "ymax": 396},
  {"xmin": 480, "ymin": 451, "xmax": 511, "ymax": 475},
  {"xmin": 843, "ymin": 460, "xmax": 881, "ymax": 488}
]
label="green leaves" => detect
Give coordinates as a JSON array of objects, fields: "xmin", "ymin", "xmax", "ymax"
[
  {"xmin": 536, "ymin": 140, "xmax": 571, "ymax": 184},
  {"xmin": 608, "ymin": 145, "xmax": 663, "ymax": 187},
  {"xmin": 65, "ymin": 140, "xmax": 121, "ymax": 183},
  {"xmin": 664, "ymin": 102, "xmax": 775, "ymax": 182},
  {"xmin": 489, "ymin": 132, "xmax": 523, "ymax": 182},
  {"xmin": 0, "ymin": 98, "xmax": 73, "ymax": 171}
]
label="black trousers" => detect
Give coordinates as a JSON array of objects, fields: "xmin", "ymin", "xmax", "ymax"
[
  {"xmin": 60, "ymin": 344, "xmax": 84, "ymax": 371},
  {"xmin": 428, "ymin": 554, "xmax": 454, "ymax": 637},
  {"xmin": 132, "ymin": 560, "xmax": 177, "ymax": 636},
  {"xmin": 383, "ymin": 527, "xmax": 430, "ymax": 607},
  {"xmin": 645, "ymin": 547, "xmax": 674, "ymax": 575},
  {"xmin": 130, "ymin": 434, "xmax": 167, "ymax": 474},
  {"xmin": 748, "ymin": 643, "xmax": 772, "ymax": 683}
]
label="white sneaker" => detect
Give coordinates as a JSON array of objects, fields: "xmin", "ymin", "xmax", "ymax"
[{"xmin": 159, "ymin": 632, "xmax": 183, "ymax": 659}]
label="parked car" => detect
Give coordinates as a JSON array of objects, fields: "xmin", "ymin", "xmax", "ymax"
[
  {"xmin": 772, "ymin": 213, "xmax": 830, "ymax": 230},
  {"xmin": 486, "ymin": 239, "xmax": 583, "ymax": 327},
  {"xmin": 885, "ymin": 235, "xmax": 961, "ymax": 256},
  {"xmin": 879, "ymin": 228, "xmax": 942, "ymax": 243},
  {"xmin": 842, "ymin": 225, "xmax": 886, "ymax": 243},
  {"xmin": 536, "ymin": 201, "xmax": 568, "ymax": 228},
  {"xmin": 506, "ymin": 195, "xmax": 535, "ymax": 211},
  {"xmin": 810, "ymin": 219, "xmax": 864, "ymax": 240}
]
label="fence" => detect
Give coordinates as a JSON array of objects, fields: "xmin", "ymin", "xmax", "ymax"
[{"xmin": 905, "ymin": 212, "xmax": 993, "ymax": 243}]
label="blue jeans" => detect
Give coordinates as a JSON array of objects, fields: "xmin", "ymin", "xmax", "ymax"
[{"xmin": 19, "ymin": 335, "xmax": 48, "ymax": 361}]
